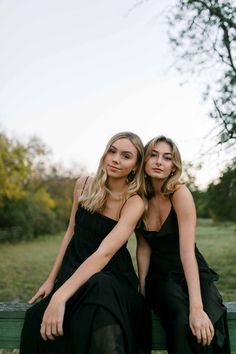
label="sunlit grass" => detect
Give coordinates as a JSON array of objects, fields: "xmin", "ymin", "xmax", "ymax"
[{"xmin": 0, "ymin": 233, "xmax": 62, "ymax": 302}]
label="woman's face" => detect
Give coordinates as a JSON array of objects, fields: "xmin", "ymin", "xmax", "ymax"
[
  {"xmin": 145, "ymin": 141, "xmax": 174, "ymax": 180},
  {"xmin": 103, "ymin": 138, "xmax": 137, "ymax": 179}
]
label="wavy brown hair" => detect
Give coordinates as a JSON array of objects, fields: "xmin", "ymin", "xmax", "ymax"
[
  {"xmin": 79, "ymin": 132, "xmax": 145, "ymax": 213},
  {"xmin": 144, "ymin": 135, "xmax": 182, "ymax": 198}
]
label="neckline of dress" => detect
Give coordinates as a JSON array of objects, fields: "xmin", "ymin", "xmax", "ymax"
[
  {"xmin": 96, "ymin": 211, "xmax": 119, "ymax": 223},
  {"xmin": 80, "ymin": 204, "xmax": 118, "ymax": 223},
  {"xmin": 145, "ymin": 205, "xmax": 173, "ymax": 233}
]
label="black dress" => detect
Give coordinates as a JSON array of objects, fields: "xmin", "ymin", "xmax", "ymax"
[
  {"xmin": 20, "ymin": 204, "xmax": 149, "ymax": 354},
  {"xmin": 139, "ymin": 205, "xmax": 231, "ymax": 354}
]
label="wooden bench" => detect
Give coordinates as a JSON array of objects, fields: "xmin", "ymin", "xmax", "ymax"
[{"xmin": 0, "ymin": 302, "xmax": 236, "ymax": 351}]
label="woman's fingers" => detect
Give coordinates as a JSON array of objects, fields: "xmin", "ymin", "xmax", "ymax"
[
  {"xmin": 45, "ymin": 323, "xmax": 55, "ymax": 341},
  {"xmin": 40, "ymin": 322, "xmax": 47, "ymax": 341},
  {"xmin": 51, "ymin": 322, "xmax": 59, "ymax": 337},
  {"xmin": 57, "ymin": 321, "xmax": 64, "ymax": 336},
  {"xmin": 195, "ymin": 328, "xmax": 202, "ymax": 344},
  {"xmin": 205, "ymin": 326, "xmax": 214, "ymax": 346},
  {"xmin": 190, "ymin": 310, "xmax": 215, "ymax": 346},
  {"xmin": 195, "ymin": 324, "xmax": 214, "ymax": 346},
  {"xmin": 190, "ymin": 322, "xmax": 215, "ymax": 346},
  {"xmin": 29, "ymin": 287, "xmax": 48, "ymax": 304},
  {"xmin": 201, "ymin": 327, "xmax": 208, "ymax": 346},
  {"xmin": 209, "ymin": 320, "xmax": 215, "ymax": 338},
  {"xmin": 40, "ymin": 295, "xmax": 65, "ymax": 340},
  {"xmin": 28, "ymin": 291, "xmax": 42, "ymax": 304},
  {"xmin": 40, "ymin": 321, "xmax": 63, "ymax": 340}
]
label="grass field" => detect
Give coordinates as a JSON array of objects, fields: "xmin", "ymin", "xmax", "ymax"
[
  {"xmin": 0, "ymin": 218, "xmax": 235, "ymax": 302},
  {"xmin": 0, "ymin": 219, "xmax": 235, "ymax": 354}
]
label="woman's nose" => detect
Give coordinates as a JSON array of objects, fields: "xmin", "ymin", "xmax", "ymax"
[
  {"xmin": 112, "ymin": 153, "xmax": 120, "ymax": 163},
  {"xmin": 155, "ymin": 156, "xmax": 162, "ymax": 165}
]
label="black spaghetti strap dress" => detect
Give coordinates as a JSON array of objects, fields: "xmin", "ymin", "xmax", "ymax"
[
  {"xmin": 20, "ymin": 204, "xmax": 149, "ymax": 354},
  {"xmin": 139, "ymin": 205, "xmax": 231, "ymax": 354}
]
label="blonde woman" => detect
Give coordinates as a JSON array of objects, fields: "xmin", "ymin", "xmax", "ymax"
[
  {"xmin": 136, "ymin": 136, "xmax": 230, "ymax": 354},
  {"xmin": 20, "ymin": 132, "xmax": 148, "ymax": 354}
]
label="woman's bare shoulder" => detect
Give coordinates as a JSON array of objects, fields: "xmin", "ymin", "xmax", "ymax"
[
  {"xmin": 74, "ymin": 175, "xmax": 93, "ymax": 195},
  {"xmin": 172, "ymin": 184, "xmax": 195, "ymax": 212},
  {"xmin": 124, "ymin": 194, "xmax": 145, "ymax": 211},
  {"xmin": 173, "ymin": 184, "xmax": 192, "ymax": 198}
]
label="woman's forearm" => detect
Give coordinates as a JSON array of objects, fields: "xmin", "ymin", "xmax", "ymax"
[
  {"xmin": 53, "ymin": 249, "xmax": 110, "ymax": 302},
  {"xmin": 181, "ymin": 253, "xmax": 203, "ymax": 310},
  {"xmin": 136, "ymin": 247, "xmax": 151, "ymax": 293}
]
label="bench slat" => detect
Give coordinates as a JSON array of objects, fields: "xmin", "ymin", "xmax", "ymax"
[{"xmin": 0, "ymin": 302, "xmax": 236, "ymax": 350}]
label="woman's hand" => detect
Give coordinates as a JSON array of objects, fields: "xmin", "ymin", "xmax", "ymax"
[
  {"xmin": 28, "ymin": 278, "xmax": 55, "ymax": 304},
  {"xmin": 40, "ymin": 293, "xmax": 65, "ymax": 341},
  {"xmin": 189, "ymin": 307, "xmax": 214, "ymax": 346}
]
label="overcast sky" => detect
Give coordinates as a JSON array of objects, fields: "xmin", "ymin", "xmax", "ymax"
[{"xmin": 0, "ymin": 0, "xmax": 229, "ymax": 188}]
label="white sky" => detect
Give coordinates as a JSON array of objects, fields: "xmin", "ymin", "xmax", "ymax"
[{"xmin": 0, "ymin": 0, "xmax": 230, "ymax": 188}]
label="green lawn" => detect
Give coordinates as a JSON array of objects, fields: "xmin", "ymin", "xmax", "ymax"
[
  {"xmin": 128, "ymin": 218, "xmax": 236, "ymax": 301},
  {"xmin": 0, "ymin": 219, "xmax": 235, "ymax": 353},
  {"xmin": 0, "ymin": 218, "xmax": 235, "ymax": 302}
]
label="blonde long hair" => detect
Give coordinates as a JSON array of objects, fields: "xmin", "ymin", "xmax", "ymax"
[
  {"xmin": 79, "ymin": 132, "xmax": 145, "ymax": 213},
  {"xmin": 144, "ymin": 135, "xmax": 182, "ymax": 198}
]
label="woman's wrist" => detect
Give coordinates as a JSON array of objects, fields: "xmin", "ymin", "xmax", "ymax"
[{"xmin": 190, "ymin": 304, "xmax": 203, "ymax": 312}]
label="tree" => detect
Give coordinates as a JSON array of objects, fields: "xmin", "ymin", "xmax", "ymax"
[
  {"xmin": 206, "ymin": 159, "xmax": 236, "ymax": 222},
  {"xmin": 167, "ymin": 0, "xmax": 236, "ymax": 148},
  {"xmin": 0, "ymin": 132, "xmax": 32, "ymax": 201},
  {"xmin": 0, "ymin": 130, "xmax": 84, "ymax": 241},
  {"xmin": 181, "ymin": 161, "xmax": 210, "ymax": 218}
]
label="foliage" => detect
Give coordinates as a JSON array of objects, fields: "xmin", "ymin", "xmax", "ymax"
[
  {"xmin": 0, "ymin": 131, "xmax": 81, "ymax": 242},
  {"xmin": 206, "ymin": 159, "xmax": 236, "ymax": 222},
  {"xmin": 0, "ymin": 133, "xmax": 35, "ymax": 201},
  {"xmin": 1, "ymin": 127, "xmax": 235, "ymax": 242},
  {"xmin": 42, "ymin": 167, "xmax": 77, "ymax": 230},
  {"xmin": 181, "ymin": 161, "xmax": 201, "ymax": 192},
  {"xmin": 181, "ymin": 161, "xmax": 209, "ymax": 217},
  {"xmin": 181, "ymin": 160, "xmax": 236, "ymax": 221},
  {"xmin": 167, "ymin": 0, "xmax": 236, "ymax": 147}
]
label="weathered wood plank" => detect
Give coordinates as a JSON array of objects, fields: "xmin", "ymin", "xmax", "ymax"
[{"xmin": 0, "ymin": 302, "xmax": 236, "ymax": 350}]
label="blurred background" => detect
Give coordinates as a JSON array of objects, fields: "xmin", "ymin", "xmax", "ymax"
[{"xmin": 0, "ymin": 0, "xmax": 235, "ymax": 303}]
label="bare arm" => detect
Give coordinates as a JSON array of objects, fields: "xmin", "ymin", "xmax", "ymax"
[
  {"xmin": 29, "ymin": 176, "xmax": 88, "ymax": 304},
  {"xmin": 172, "ymin": 185, "xmax": 214, "ymax": 346},
  {"xmin": 40, "ymin": 195, "xmax": 144, "ymax": 340},
  {"xmin": 135, "ymin": 230, "xmax": 151, "ymax": 296}
]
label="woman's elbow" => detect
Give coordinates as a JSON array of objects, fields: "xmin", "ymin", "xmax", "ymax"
[{"xmin": 95, "ymin": 247, "xmax": 114, "ymax": 264}]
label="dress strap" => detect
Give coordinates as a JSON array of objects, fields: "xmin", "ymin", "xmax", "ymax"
[
  {"xmin": 118, "ymin": 194, "xmax": 136, "ymax": 219},
  {"xmin": 80, "ymin": 176, "xmax": 89, "ymax": 197}
]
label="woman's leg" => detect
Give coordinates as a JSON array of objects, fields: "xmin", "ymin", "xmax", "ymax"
[
  {"xmin": 69, "ymin": 304, "xmax": 125, "ymax": 354},
  {"xmin": 146, "ymin": 276, "xmax": 216, "ymax": 354}
]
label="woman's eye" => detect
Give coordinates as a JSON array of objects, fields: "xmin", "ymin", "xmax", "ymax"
[
  {"xmin": 123, "ymin": 154, "xmax": 130, "ymax": 159},
  {"xmin": 108, "ymin": 148, "xmax": 115, "ymax": 154}
]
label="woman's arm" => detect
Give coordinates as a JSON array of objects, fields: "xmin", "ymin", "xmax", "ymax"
[
  {"xmin": 135, "ymin": 230, "xmax": 151, "ymax": 296},
  {"xmin": 172, "ymin": 185, "xmax": 214, "ymax": 346},
  {"xmin": 40, "ymin": 195, "xmax": 145, "ymax": 340},
  {"xmin": 29, "ymin": 176, "xmax": 88, "ymax": 304}
]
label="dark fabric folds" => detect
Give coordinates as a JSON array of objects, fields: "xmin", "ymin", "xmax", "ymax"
[
  {"xmin": 139, "ymin": 205, "xmax": 231, "ymax": 354},
  {"xmin": 20, "ymin": 205, "xmax": 150, "ymax": 354}
]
